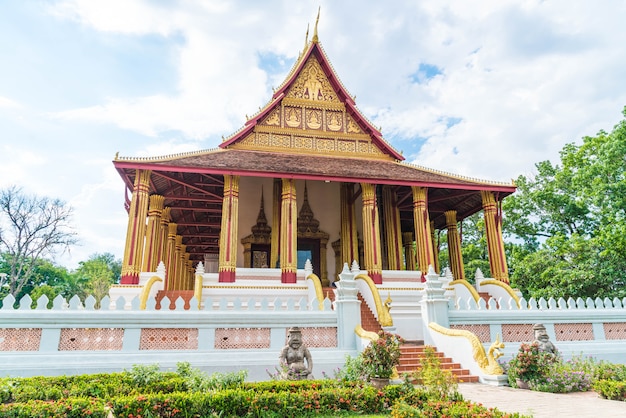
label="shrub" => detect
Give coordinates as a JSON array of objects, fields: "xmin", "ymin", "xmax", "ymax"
[
  {"xmin": 529, "ymin": 356, "xmax": 593, "ymax": 393},
  {"xmin": 127, "ymin": 363, "xmax": 162, "ymax": 386},
  {"xmin": 593, "ymin": 379, "xmax": 626, "ymax": 401},
  {"xmin": 0, "ymin": 397, "xmax": 107, "ymax": 418},
  {"xmin": 361, "ymin": 331, "xmax": 403, "ymax": 379},
  {"xmin": 334, "ymin": 354, "xmax": 367, "ymax": 382},
  {"xmin": 506, "ymin": 342, "xmax": 559, "ymax": 387},
  {"xmin": 176, "ymin": 361, "xmax": 247, "ymax": 392},
  {"xmin": 411, "ymin": 345, "xmax": 459, "ymax": 400}
]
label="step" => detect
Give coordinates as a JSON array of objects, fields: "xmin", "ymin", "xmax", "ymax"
[{"xmin": 397, "ymin": 344, "xmax": 480, "ymax": 384}]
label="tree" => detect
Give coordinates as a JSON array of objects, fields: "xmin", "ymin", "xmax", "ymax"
[
  {"xmin": 0, "ymin": 186, "xmax": 78, "ymax": 297},
  {"xmin": 503, "ymin": 107, "xmax": 626, "ymax": 299},
  {"xmin": 71, "ymin": 253, "xmax": 122, "ymax": 303}
]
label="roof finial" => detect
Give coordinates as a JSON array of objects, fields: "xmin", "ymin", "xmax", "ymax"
[
  {"xmin": 303, "ymin": 23, "xmax": 309, "ymax": 52},
  {"xmin": 312, "ymin": 6, "xmax": 320, "ymax": 43}
]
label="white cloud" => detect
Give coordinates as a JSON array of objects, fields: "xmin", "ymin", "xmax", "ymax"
[{"xmin": 0, "ymin": 96, "xmax": 21, "ymax": 109}]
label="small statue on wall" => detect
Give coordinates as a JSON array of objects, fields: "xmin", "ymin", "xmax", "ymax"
[
  {"xmin": 279, "ymin": 327, "xmax": 313, "ymax": 380},
  {"xmin": 533, "ymin": 323, "xmax": 557, "ymax": 354}
]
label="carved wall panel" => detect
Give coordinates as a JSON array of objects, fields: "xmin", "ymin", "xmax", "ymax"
[
  {"xmin": 59, "ymin": 328, "xmax": 124, "ymax": 351},
  {"xmin": 305, "ymin": 109, "xmax": 323, "ymax": 130},
  {"xmin": 286, "ymin": 57, "xmax": 339, "ymax": 103},
  {"xmin": 337, "ymin": 140, "xmax": 356, "ymax": 153},
  {"xmin": 139, "ymin": 328, "xmax": 199, "ymax": 350},
  {"xmin": 215, "ymin": 327, "xmax": 271, "ymax": 349},
  {"xmin": 0, "ymin": 328, "xmax": 41, "ymax": 351},
  {"xmin": 294, "ymin": 136, "xmax": 314, "ymax": 150},
  {"xmin": 284, "ymin": 107, "xmax": 302, "ymax": 128},
  {"xmin": 271, "ymin": 134, "xmax": 291, "ymax": 148},
  {"xmin": 326, "ymin": 111, "xmax": 343, "ymax": 132},
  {"xmin": 262, "ymin": 109, "xmax": 280, "ymax": 126}
]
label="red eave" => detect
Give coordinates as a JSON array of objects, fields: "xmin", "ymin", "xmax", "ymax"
[{"xmin": 112, "ymin": 159, "xmax": 515, "ymax": 194}]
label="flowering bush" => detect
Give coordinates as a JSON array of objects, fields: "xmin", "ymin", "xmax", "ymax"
[
  {"xmin": 530, "ymin": 369, "xmax": 592, "ymax": 393},
  {"xmin": 506, "ymin": 342, "xmax": 558, "ymax": 387},
  {"xmin": 361, "ymin": 331, "xmax": 403, "ymax": 379}
]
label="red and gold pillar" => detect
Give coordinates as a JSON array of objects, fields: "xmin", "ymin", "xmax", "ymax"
[
  {"xmin": 430, "ymin": 220, "xmax": 440, "ymax": 273},
  {"xmin": 270, "ymin": 179, "xmax": 281, "ymax": 269},
  {"xmin": 402, "ymin": 232, "xmax": 416, "ymax": 271},
  {"xmin": 182, "ymin": 252, "xmax": 191, "ymax": 290},
  {"xmin": 412, "ymin": 186, "xmax": 435, "ymax": 273},
  {"xmin": 340, "ymin": 183, "xmax": 359, "ymax": 266},
  {"xmin": 481, "ymin": 191, "xmax": 510, "ymax": 283},
  {"xmin": 445, "ymin": 210, "xmax": 465, "ymax": 280},
  {"xmin": 172, "ymin": 236, "xmax": 183, "ymax": 290},
  {"xmin": 156, "ymin": 207, "xmax": 171, "ymax": 268},
  {"xmin": 361, "ymin": 183, "xmax": 383, "ymax": 284},
  {"xmin": 218, "ymin": 175, "xmax": 239, "ymax": 282},
  {"xmin": 280, "ymin": 178, "xmax": 298, "ymax": 283},
  {"xmin": 142, "ymin": 194, "xmax": 164, "ymax": 273},
  {"xmin": 121, "ymin": 169, "xmax": 151, "ymax": 284},
  {"xmin": 164, "ymin": 222, "xmax": 177, "ymax": 290},
  {"xmin": 383, "ymin": 186, "xmax": 404, "ymax": 270}
]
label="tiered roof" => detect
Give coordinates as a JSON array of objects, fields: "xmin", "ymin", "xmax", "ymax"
[{"xmin": 113, "ymin": 23, "xmax": 515, "ymax": 260}]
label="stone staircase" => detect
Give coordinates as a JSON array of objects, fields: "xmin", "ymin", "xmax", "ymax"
[
  {"xmin": 397, "ymin": 343, "xmax": 479, "ymax": 383},
  {"xmin": 358, "ymin": 294, "xmax": 383, "ymax": 334},
  {"xmin": 322, "ymin": 288, "xmax": 383, "ymax": 334}
]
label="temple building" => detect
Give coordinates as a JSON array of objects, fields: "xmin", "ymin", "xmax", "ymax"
[{"xmin": 112, "ymin": 22, "xmax": 515, "ymax": 298}]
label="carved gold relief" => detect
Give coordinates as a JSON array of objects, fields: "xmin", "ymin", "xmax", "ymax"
[
  {"xmin": 347, "ymin": 115, "xmax": 362, "ymax": 133},
  {"xmin": 237, "ymin": 133, "xmax": 257, "ymax": 148},
  {"xmin": 262, "ymin": 109, "xmax": 280, "ymax": 126},
  {"xmin": 306, "ymin": 109, "xmax": 322, "ymax": 129},
  {"xmin": 284, "ymin": 107, "xmax": 301, "ymax": 128},
  {"xmin": 337, "ymin": 140, "xmax": 356, "ymax": 153},
  {"xmin": 326, "ymin": 111, "xmax": 343, "ymax": 132},
  {"xmin": 257, "ymin": 133, "xmax": 270, "ymax": 146},
  {"xmin": 358, "ymin": 141, "xmax": 370, "ymax": 153},
  {"xmin": 294, "ymin": 136, "xmax": 314, "ymax": 149},
  {"xmin": 286, "ymin": 57, "xmax": 339, "ymax": 103},
  {"xmin": 317, "ymin": 139, "xmax": 335, "ymax": 152},
  {"xmin": 271, "ymin": 134, "xmax": 291, "ymax": 148}
]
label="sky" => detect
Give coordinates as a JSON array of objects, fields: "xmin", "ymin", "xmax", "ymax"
[{"xmin": 1, "ymin": 0, "xmax": 625, "ymax": 270}]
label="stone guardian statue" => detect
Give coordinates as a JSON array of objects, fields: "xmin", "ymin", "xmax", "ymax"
[
  {"xmin": 532, "ymin": 323, "xmax": 557, "ymax": 354},
  {"xmin": 279, "ymin": 327, "xmax": 313, "ymax": 379}
]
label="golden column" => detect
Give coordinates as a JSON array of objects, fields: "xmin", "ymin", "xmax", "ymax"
[
  {"xmin": 430, "ymin": 220, "xmax": 440, "ymax": 273},
  {"xmin": 402, "ymin": 232, "xmax": 416, "ymax": 271},
  {"xmin": 445, "ymin": 210, "xmax": 465, "ymax": 280},
  {"xmin": 360, "ymin": 183, "xmax": 383, "ymax": 284},
  {"xmin": 411, "ymin": 186, "xmax": 435, "ymax": 273},
  {"xmin": 142, "ymin": 195, "xmax": 165, "ymax": 273},
  {"xmin": 156, "ymin": 207, "xmax": 171, "ymax": 268},
  {"xmin": 271, "ymin": 179, "xmax": 281, "ymax": 269},
  {"xmin": 164, "ymin": 222, "xmax": 177, "ymax": 290},
  {"xmin": 182, "ymin": 252, "xmax": 191, "ymax": 290},
  {"xmin": 280, "ymin": 178, "xmax": 298, "ymax": 283},
  {"xmin": 172, "ymin": 236, "xmax": 183, "ymax": 290},
  {"xmin": 382, "ymin": 185, "xmax": 404, "ymax": 270},
  {"xmin": 121, "ymin": 169, "xmax": 151, "ymax": 284},
  {"xmin": 218, "ymin": 175, "xmax": 239, "ymax": 282},
  {"xmin": 340, "ymin": 183, "xmax": 359, "ymax": 266},
  {"xmin": 481, "ymin": 191, "xmax": 510, "ymax": 283}
]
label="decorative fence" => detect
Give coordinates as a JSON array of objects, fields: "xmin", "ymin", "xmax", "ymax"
[
  {"xmin": 0, "ymin": 263, "xmax": 365, "ymax": 380},
  {"xmin": 418, "ymin": 267, "xmax": 626, "ymax": 384},
  {"xmin": 446, "ymin": 296, "xmax": 626, "ymax": 363},
  {"xmin": 0, "ymin": 293, "xmax": 345, "ymax": 380}
]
